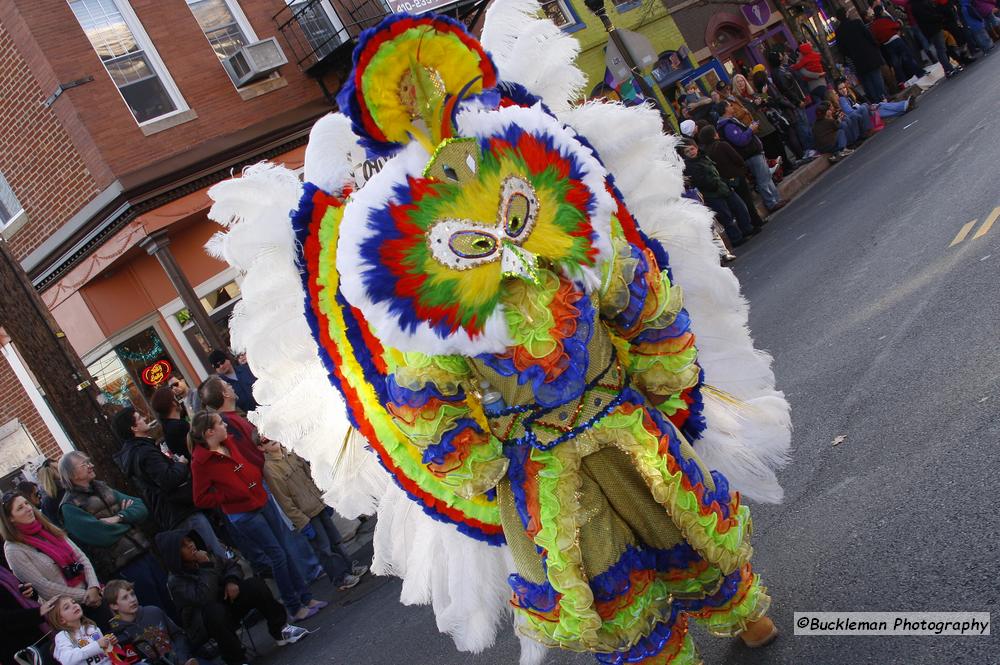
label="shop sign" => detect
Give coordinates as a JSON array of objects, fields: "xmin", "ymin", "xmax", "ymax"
[
  {"xmin": 741, "ymin": 0, "xmax": 772, "ymax": 26},
  {"xmin": 388, "ymin": 0, "xmax": 455, "ymax": 14},
  {"xmin": 141, "ymin": 360, "xmax": 172, "ymax": 386}
]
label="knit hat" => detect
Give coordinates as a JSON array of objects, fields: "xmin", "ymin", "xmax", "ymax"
[
  {"xmin": 680, "ymin": 119, "xmax": 697, "ymax": 137},
  {"xmin": 751, "ymin": 63, "xmax": 766, "ymax": 74}
]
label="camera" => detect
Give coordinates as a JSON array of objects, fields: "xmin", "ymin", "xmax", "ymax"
[{"xmin": 62, "ymin": 561, "xmax": 85, "ymax": 578}]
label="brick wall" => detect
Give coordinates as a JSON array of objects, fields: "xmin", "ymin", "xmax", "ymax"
[
  {"xmin": 10, "ymin": 0, "xmax": 331, "ymax": 180},
  {"xmin": 0, "ymin": 21, "xmax": 101, "ymax": 261},
  {"xmin": 0, "ymin": 353, "xmax": 62, "ymax": 461}
]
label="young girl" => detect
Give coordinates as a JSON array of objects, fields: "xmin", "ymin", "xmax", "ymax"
[{"xmin": 48, "ymin": 595, "xmax": 118, "ymax": 665}]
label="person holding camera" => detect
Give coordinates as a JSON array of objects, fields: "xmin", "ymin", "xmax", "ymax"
[{"xmin": 0, "ymin": 491, "xmax": 106, "ymax": 624}]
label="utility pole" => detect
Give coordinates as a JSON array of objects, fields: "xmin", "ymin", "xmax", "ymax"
[
  {"xmin": 0, "ymin": 238, "xmax": 129, "ymax": 489},
  {"xmin": 583, "ymin": 0, "xmax": 677, "ymax": 132}
]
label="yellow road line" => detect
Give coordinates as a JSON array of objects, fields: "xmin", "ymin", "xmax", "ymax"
[
  {"xmin": 973, "ymin": 207, "xmax": 1000, "ymax": 240},
  {"xmin": 950, "ymin": 220, "xmax": 977, "ymax": 246}
]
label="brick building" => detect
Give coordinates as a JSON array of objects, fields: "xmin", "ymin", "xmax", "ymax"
[{"xmin": 0, "ymin": 0, "xmax": 397, "ymax": 476}]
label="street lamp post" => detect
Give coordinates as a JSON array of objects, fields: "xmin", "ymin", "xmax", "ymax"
[{"xmin": 582, "ymin": 0, "xmax": 675, "ymax": 132}]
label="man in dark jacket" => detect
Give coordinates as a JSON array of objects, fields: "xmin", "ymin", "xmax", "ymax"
[
  {"xmin": 113, "ymin": 407, "xmax": 228, "ymax": 560},
  {"xmin": 155, "ymin": 530, "xmax": 308, "ymax": 665},
  {"xmin": 679, "ymin": 139, "xmax": 756, "ymax": 246},
  {"xmin": 835, "ymin": 7, "xmax": 888, "ymax": 101},
  {"xmin": 699, "ymin": 125, "xmax": 766, "ymax": 230}
]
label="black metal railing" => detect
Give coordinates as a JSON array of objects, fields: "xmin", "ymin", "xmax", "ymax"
[{"xmin": 274, "ymin": 0, "xmax": 391, "ymax": 73}]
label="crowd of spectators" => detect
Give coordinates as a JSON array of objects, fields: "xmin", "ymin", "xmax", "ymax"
[
  {"xmin": 1, "ymin": 351, "xmax": 366, "ymax": 665},
  {"xmin": 673, "ymin": 0, "xmax": 1000, "ymax": 258}
]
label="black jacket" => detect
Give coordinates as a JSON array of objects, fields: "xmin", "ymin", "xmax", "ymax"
[
  {"xmin": 161, "ymin": 418, "xmax": 191, "ymax": 461},
  {"xmin": 156, "ymin": 529, "xmax": 243, "ymax": 646},
  {"xmin": 219, "ymin": 364, "xmax": 258, "ymax": 414},
  {"xmin": 682, "ymin": 154, "xmax": 732, "ymax": 199},
  {"xmin": 911, "ymin": 0, "xmax": 946, "ymax": 34},
  {"xmin": 771, "ymin": 64, "xmax": 806, "ymax": 105},
  {"xmin": 836, "ymin": 18, "xmax": 886, "ymax": 74},
  {"xmin": 114, "ymin": 437, "xmax": 196, "ymax": 529}
]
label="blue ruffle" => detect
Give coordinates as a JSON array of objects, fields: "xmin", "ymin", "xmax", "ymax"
[
  {"xmin": 385, "ymin": 374, "xmax": 464, "ymax": 408},
  {"xmin": 420, "ymin": 418, "xmax": 481, "ymax": 466}
]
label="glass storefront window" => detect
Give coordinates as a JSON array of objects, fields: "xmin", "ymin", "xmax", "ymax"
[
  {"xmin": 172, "ymin": 278, "xmax": 241, "ymax": 366},
  {"xmin": 88, "ymin": 350, "xmax": 139, "ymax": 408}
]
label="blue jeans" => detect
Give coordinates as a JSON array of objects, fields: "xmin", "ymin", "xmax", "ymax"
[
  {"xmin": 744, "ymin": 153, "xmax": 780, "ymax": 209},
  {"xmin": 175, "ymin": 511, "xmax": 228, "ymax": 560},
  {"xmin": 232, "ymin": 499, "xmax": 313, "ymax": 614},
  {"xmin": 877, "ymin": 100, "xmax": 908, "ymax": 117},
  {"xmin": 818, "ymin": 128, "xmax": 848, "ymax": 154},
  {"xmin": 794, "ymin": 108, "xmax": 814, "ymax": 151},
  {"xmin": 859, "ymin": 68, "xmax": 887, "ymax": 102},
  {"xmin": 118, "ymin": 552, "xmax": 177, "ymax": 621},
  {"xmin": 970, "ymin": 26, "xmax": 994, "ymax": 52},
  {"xmin": 307, "ymin": 511, "xmax": 351, "ymax": 585},
  {"xmin": 704, "ymin": 191, "xmax": 755, "ymax": 244}
]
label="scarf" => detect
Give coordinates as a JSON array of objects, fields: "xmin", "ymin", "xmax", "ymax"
[
  {"xmin": 1, "ymin": 565, "xmax": 48, "ymax": 634},
  {"xmin": 15, "ymin": 520, "xmax": 86, "ymax": 587}
]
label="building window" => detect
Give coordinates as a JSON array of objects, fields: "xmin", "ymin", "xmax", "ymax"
[
  {"xmin": 288, "ymin": 0, "xmax": 346, "ymax": 61},
  {"xmin": 540, "ymin": 0, "xmax": 571, "ymax": 26},
  {"xmin": 0, "ymin": 172, "xmax": 23, "ymax": 228},
  {"xmin": 68, "ymin": 0, "xmax": 187, "ymax": 125},
  {"xmin": 186, "ymin": 0, "xmax": 255, "ymax": 85}
]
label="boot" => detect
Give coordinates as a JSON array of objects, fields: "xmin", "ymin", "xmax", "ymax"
[{"xmin": 740, "ymin": 616, "xmax": 779, "ymax": 648}]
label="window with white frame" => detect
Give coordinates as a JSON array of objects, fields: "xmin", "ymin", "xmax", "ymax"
[
  {"xmin": 186, "ymin": 0, "xmax": 255, "ymax": 85},
  {"xmin": 287, "ymin": 0, "xmax": 346, "ymax": 61},
  {"xmin": 0, "ymin": 172, "xmax": 23, "ymax": 228},
  {"xmin": 68, "ymin": 0, "xmax": 187, "ymax": 124}
]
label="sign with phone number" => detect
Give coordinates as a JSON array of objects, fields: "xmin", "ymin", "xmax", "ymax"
[{"xmin": 389, "ymin": 0, "xmax": 456, "ymax": 14}]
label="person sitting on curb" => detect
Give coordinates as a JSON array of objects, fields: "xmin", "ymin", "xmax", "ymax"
[
  {"xmin": 812, "ymin": 102, "xmax": 856, "ymax": 161},
  {"xmin": 155, "ymin": 529, "xmax": 309, "ymax": 665},
  {"xmin": 105, "ymin": 579, "xmax": 197, "ymax": 665}
]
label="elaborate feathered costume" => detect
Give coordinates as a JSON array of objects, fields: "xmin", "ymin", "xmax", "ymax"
[{"xmin": 205, "ymin": 3, "xmax": 790, "ymax": 663}]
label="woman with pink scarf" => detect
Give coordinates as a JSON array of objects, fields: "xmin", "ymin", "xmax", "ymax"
[{"xmin": 0, "ymin": 491, "xmax": 102, "ymax": 611}]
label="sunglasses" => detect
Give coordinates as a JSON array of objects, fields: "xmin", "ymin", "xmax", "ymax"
[{"xmin": 2, "ymin": 491, "xmax": 21, "ymax": 508}]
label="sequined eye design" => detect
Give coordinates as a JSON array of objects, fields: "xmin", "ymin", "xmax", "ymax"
[
  {"xmin": 500, "ymin": 176, "xmax": 537, "ymax": 240},
  {"xmin": 428, "ymin": 220, "xmax": 501, "ymax": 270},
  {"xmin": 449, "ymin": 230, "xmax": 498, "ymax": 259}
]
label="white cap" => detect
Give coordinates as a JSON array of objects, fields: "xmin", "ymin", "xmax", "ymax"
[{"xmin": 680, "ymin": 119, "xmax": 697, "ymax": 137}]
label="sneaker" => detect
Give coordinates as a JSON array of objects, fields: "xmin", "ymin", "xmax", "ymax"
[
  {"xmin": 350, "ymin": 561, "xmax": 369, "ymax": 577},
  {"xmin": 307, "ymin": 599, "xmax": 329, "ymax": 611},
  {"xmin": 721, "ymin": 252, "xmax": 737, "ymax": 263},
  {"xmin": 337, "ymin": 573, "xmax": 362, "ymax": 590},
  {"xmin": 803, "ymin": 149, "xmax": 819, "ymax": 159},
  {"xmin": 276, "ymin": 624, "xmax": 309, "ymax": 646}
]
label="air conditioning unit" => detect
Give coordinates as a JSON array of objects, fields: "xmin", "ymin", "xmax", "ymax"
[{"xmin": 225, "ymin": 38, "xmax": 288, "ymax": 87}]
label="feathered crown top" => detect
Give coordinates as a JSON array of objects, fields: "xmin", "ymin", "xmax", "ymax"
[{"xmin": 336, "ymin": 14, "xmax": 499, "ymax": 157}]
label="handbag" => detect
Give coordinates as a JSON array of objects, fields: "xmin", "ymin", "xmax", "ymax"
[
  {"xmin": 14, "ymin": 631, "xmax": 53, "ymax": 665},
  {"xmin": 870, "ymin": 107, "xmax": 886, "ymax": 131}
]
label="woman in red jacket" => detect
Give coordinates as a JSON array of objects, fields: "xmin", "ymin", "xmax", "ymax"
[{"xmin": 189, "ymin": 411, "xmax": 323, "ymax": 621}]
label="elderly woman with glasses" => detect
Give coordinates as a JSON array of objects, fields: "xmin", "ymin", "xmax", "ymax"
[
  {"xmin": 57, "ymin": 451, "xmax": 176, "ymax": 619},
  {"xmin": 1, "ymin": 491, "xmax": 103, "ymax": 612}
]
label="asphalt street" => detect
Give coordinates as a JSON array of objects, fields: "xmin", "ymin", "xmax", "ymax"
[{"xmin": 255, "ymin": 55, "xmax": 1000, "ymax": 665}]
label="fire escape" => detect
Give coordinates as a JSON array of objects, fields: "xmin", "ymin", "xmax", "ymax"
[{"xmin": 274, "ymin": 0, "xmax": 491, "ymax": 106}]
